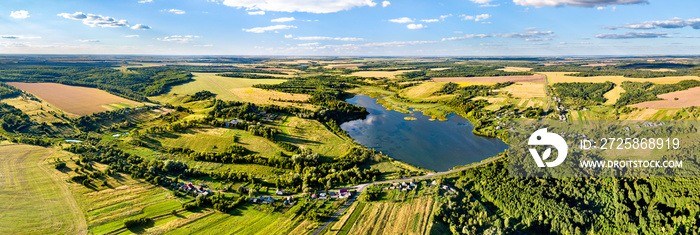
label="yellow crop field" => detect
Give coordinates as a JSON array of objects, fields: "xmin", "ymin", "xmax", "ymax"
[
  {"xmin": 603, "ymin": 85, "xmax": 625, "ymax": 105},
  {"xmin": 497, "ymin": 67, "xmax": 532, "ymax": 72},
  {"xmin": 500, "ymin": 82, "xmax": 546, "ymax": 98},
  {"xmin": 7, "ymin": 82, "xmax": 141, "ymax": 116},
  {"xmin": 230, "ymin": 87, "xmax": 314, "ymax": 109},
  {"xmin": 153, "ymin": 72, "xmax": 288, "ymax": 101}
]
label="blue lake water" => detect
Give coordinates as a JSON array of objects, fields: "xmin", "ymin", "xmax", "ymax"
[{"xmin": 340, "ymin": 95, "xmax": 508, "ymax": 172}]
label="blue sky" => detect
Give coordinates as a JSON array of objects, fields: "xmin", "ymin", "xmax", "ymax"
[{"xmin": 1, "ymin": 0, "xmax": 700, "ymax": 56}]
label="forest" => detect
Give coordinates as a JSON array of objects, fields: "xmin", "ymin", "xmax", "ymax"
[
  {"xmin": 0, "ymin": 63, "xmax": 192, "ymax": 101},
  {"xmin": 436, "ymin": 154, "xmax": 700, "ymax": 235},
  {"xmin": 552, "ymin": 82, "xmax": 615, "ymax": 107}
]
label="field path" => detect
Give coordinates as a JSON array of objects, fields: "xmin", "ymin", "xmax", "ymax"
[{"xmin": 311, "ymin": 155, "xmax": 503, "ymax": 235}]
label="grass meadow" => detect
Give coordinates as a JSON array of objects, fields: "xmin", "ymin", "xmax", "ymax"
[{"xmin": 0, "ymin": 144, "xmax": 86, "ymax": 234}]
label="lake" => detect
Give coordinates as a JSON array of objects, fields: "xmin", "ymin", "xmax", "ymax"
[{"xmin": 340, "ymin": 95, "xmax": 508, "ymax": 172}]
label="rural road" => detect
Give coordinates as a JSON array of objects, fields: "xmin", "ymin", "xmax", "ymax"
[{"xmin": 310, "ymin": 155, "xmax": 504, "ymax": 235}]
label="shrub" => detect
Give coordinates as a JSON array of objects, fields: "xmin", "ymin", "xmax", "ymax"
[
  {"xmin": 54, "ymin": 162, "xmax": 66, "ymax": 169},
  {"xmin": 123, "ymin": 217, "xmax": 153, "ymax": 228}
]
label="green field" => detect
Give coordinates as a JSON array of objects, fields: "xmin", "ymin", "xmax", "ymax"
[
  {"xmin": 281, "ymin": 117, "xmax": 352, "ymax": 158},
  {"xmin": 46, "ymin": 146, "xmax": 199, "ymax": 235},
  {"xmin": 0, "ymin": 144, "xmax": 86, "ymax": 234},
  {"xmin": 153, "ymin": 72, "xmax": 287, "ymax": 101},
  {"xmin": 167, "ymin": 204, "xmax": 315, "ymax": 235}
]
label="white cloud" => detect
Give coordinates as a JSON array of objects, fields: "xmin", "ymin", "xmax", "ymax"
[
  {"xmin": 462, "ymin": 14, "xmax": 490, "ymax": 22},
  {"xmin": 58, "ymin": 12, "xmax": 150, "ymax": 29},
  {"xmin": 513, "ymin": 0, "xmax": 648, "ymax": 8},
  {"xmin": 596, "ymin": 6, "xmax": 606, "ymax": 10},
  {"xmin": 298, "ymin": 42, "xmax": 321, "ymax": 47},
  {"xmin": 78, "ymin": 39, "xmax": 100, "ymax": 43},
  {"xmin": 138, "ymin": 0, "xmax": 153, "ymax": 3},
  {"xmin": 440, "ymin": 14, "xmax": 452, "ymax": 20},
  {"xmin": 10, "ymin": 10, "xmax": 30, "ymax": 19},
  {"xmin": 480, "ymin": 43, "xmax": 503, "ymax": 46},
  {"xmin": 286, "ymin": 40, "xmax": 437, "ymax": 52},
  {"xmin": 1, "ymin": 35, "xmax": 41, "ymax": 39},
  {"xmin": 242, "ymin": 25, "xmax": 297, "ymax": 33},
  {"xmin": 469, "ymin": 0, "xmax": 499, "ymax": 7},
  {"xmin": 157, "ymin": 35, "xmax": 201, "ymax": 43},
  {"xmin": 284, "ymin": 34, "xmax": 293, "ymax": 38},
  {"xmin": 382, "ymin": 1, "xmax": 391, "ymax": 7},
  {"xmin": 125, "ymin": 35, "xmax": 140, "ymax": 38},
  {"xmin": 222, "ymin": 0, "xmax": 378, "ymax": 14},
  {"xmin": 164, "ymin": 9, "xmax": 186, "ymax": 14},
  {"xmin": 389, "ymin": 17, "xmax": 413, "ymax": 23},
  {"xmin": 421, "ymin": 19, "xmax": 439, "ymax": 23},
  {"xmin": 442, "ymin": 29, "xmax": 554, "ymax": 41},
  {"xmin": 605, "ymin": 17, "xmax": 700, "ymax": 30},
  {"xmin": 595, "ymin": 31, "xmax": 669, "ymax": 39},
  {"xmin": 131, "ymin": 24, "xmax": 151, "ymax": 30},
  {"xmin": 271, "ymin": 17, "xmax": 295, "ymax": 22},
  {"xmin": 406, "ymin": 24, "xmax": 427, "ymax": 29},
  {"xmin": 294, "ymin": 36, "xmax": 365, "ymax": 41},
  {"xmin": 247, "ymin": 10, "xmax": 266, "ymax": 15}
]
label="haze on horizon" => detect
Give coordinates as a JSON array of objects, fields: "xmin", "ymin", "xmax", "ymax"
[{"xmin": 2, "ymin": 0, "xmax": 699, "ymax": 56}]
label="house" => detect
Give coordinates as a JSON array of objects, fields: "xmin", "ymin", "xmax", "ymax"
[
  {"xmin": 311, "ymin": 194, "xmax": 317, "ymax": 199},
  {"xmin": 225, "ymin": 119, "xmax": 239, "ymax": 127},
  {"xmin": 283, "ymin": 196, "xmax": 295, "ymax": 205},
  {"xmin": 250, "ymin": 196, "xmax": 277, "ymax": 204},
  {"xmin": 276, "ymin": 190, "xmax": 285, "ymax": 195},
  {"xmin": 339, "ymin": 189, "xmax": 348, "ymax": 194}
]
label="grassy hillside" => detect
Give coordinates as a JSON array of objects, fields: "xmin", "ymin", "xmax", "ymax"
[{"xmin": 0, "ymin": 144, "xmax": 86, "ymax": 234}]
